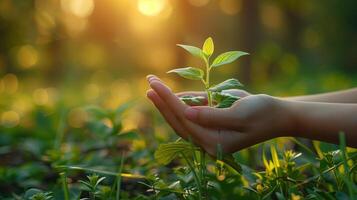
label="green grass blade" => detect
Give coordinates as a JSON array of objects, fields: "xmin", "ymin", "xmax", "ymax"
[
  {"xmin": 55, "ymin": 165, "xmax": 145, "ymax": 179},
  {"xmin": 60, "ymin": 172, "xmax": 70, "ymax": 200}
]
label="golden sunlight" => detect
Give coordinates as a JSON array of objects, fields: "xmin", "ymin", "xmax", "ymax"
[
  {"xmin": 61, "ymin": 0, "xmax": 95, "ymax": 18},
  {"xmin": 137, "ymin": 0, "xmax": 167, "ymax": 16}
]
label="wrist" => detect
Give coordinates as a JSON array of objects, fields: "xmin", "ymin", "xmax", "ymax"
[{"xmin": 275, "ymin": 98, "xmax": 301, "ymax": 137}]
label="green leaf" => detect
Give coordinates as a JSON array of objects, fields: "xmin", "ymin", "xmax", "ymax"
[
  {"xmin": 209, "ymin": 78, "xmax": 243, "ymax": 92},
  {"xmin": 271, "ymin": 145, "xmax": 280, "ymax": 168},
  {"xmin": 216, "ymin": 96, "xmax": 240, "ymax": 108},
  {"xmin": 167, "ymin": 67, "xmax": 204, "ymax": 80},
  {"xmin": 180, "ymin": 95, "xmax": 206, "ymax": 106},
  {"xmin": 212, "ymin": 92, "xmax": 240, "ymax": 108},
  {"xmin": 155, "ymin": 141, "xmax": 197, "ymax": 165},
  {"xmin": 211, "ymin": 51, "xmax": 249, "ymax": 68},
  {"xmin": 202, "ymin": 37, "xmax": 214, "ymax": 57},
  {"xmin": 117, "ymin": 131, "xmax": 139, "ymax": 140},
  {"xmin": 176, "ymin": 44, "xmax": 203, "ymax": 58},
  {"xmin": 85, "ymin": 106, "xmax": 108, "ymax": 119}
]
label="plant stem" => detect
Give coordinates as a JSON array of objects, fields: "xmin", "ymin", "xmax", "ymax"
[
  {"xmin": 116, "ymin": 154, "xmax": 125, "ymax": 200},
  {"xmin": 205, "ymin": 59, "xmax": 213, "ymax": 107},
  {"xmin": 60, "ymin": 172, "xmax": 70, "ymax": 200},
  {"xmin": 200, "ymin": 150, "xmax": 207, "ymax": 199},
  {"xmin": 181, "ymin": 153, "xmax": 202, "ymax": 199}
]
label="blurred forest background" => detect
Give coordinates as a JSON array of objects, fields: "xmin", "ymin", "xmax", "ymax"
[
  {"xmin": 1, "ymin": 0, "xmax": 357, "ymax": 129},
  {"xmin": 1, "ymin": 0, "xmax": 357, "ymax": 197}
]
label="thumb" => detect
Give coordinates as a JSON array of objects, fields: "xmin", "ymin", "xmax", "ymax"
[{"xmin": 184, "ymin": 106, "xmax": 238, "ymax": 128}]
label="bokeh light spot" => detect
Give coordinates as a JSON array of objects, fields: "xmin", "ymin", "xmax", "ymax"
[
  {"xmin": 33, "ymin": 88, "xmax": 49, "ymax": 106},
  {"xmin": 68, "ymin": 108, "xmax": 88, "ymax": 128},
  {"xmin": 3, "ymin": 73, "xmax": 18, "ymax": 94},
  {"xmin": 17, "ymin": 45, "xmax": 39, "ymax": 69},
  {"xmin": 189, "ymin": 0, "xmax": 210, "ymax": 7},
  {"xmin": 84, "ymin": 83, "xmax": 100, "ymax": 101},
  {"xmin": 1, "ymin": 111, "xmax": 20, "ymax": 128},
  {"xmin": 261, "ymin": 4, "xmax": 284, "ymax": 29},
  {"xmin": 137, "ymin": 0, "xmax": 167, "ymax": 16},
  {"xmin": 61, "ymin": 0, "xmax": 95, "ymax": 18},
  {"xmin": 279, "ymin": 54, "xmax": 298, "ymax": 76},
  {"xmin": 302, "ymin": 29, "xmax": 321, "ymax": 49},
  {"xmin": 219, "ymin": 0, "xmax": 241, "ymax": 15}
]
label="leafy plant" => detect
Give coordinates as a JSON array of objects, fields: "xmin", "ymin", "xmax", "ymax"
[
  {"xmin": 168, "ymin": 37, "xmax": 248, "ymax": 108},
  {"xmin": 23, "ymin": 189, "xmax": 53, "ymax": 200},
  {"xmin": 155, "ymin": 37, "xmax": 248, "ymax": 199},
  {"xmin": 79, "ymin": 174, "xmax": 106, "ymax": 200}
]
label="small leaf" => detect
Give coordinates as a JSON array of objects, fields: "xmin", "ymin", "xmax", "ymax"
[
  {"xmin": 167, "ymin": 67, "xmax": 204, "ymax": 80},
  {"xmin": 155, "ymin": 141, "xmax": 197, "ymax": 165},
  {"xmin": 216, "ymin": 96, "xmax": 240, "ymax": 108},
  {"xmin": 202, "ymin": 37, "xmax": 214, "ymax": 57},
  {"xmin": 117, "ymin": 131, "xmax": 139, "ymax": 140},
  {"xmin": 180, "ymin": 95, "xmax": 206, "ymax": 106},
  {"xmin": 85, "ymin": 106, "xmax": 108, "ymax": 119},
  {"xmin": 209, "ymin": 78, "xmax": 243, "ymax": 92},
  {"xmin": 115, "ymin": 101, "xmax": 134, "ymax": 117},
  {"xmin": 177, "ymin": 44, "xmax": 203, "ymax": 58},
  {"xmin": 212, "ymin": 92, "xmax": 240, "ymax": 108},
  {"xmin": 271, "ymin": 145, "xmax": 280, "ymax": 168},
  {"xmin": 212, "ymin": 51, "xmax": 249, "ymax": 68}
]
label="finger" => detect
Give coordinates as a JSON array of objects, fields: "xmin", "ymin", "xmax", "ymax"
[
  {"xmin": 147, "ymin": 90, "xmax": 189, "ymax": 139},
  {"xmin": 222, "ymin": 89, "xmax": 250, "ymax": 98},
  {"xmin": 148, "ymin": 80, "xmax": 218, "ymax": 148},
  {"xmin": 146, "ymin": 74, "xmax": 161, "ymax": 83},
  {"xmin": 149, "ymin": 80, "xmax": 188, "ymax": 119},
  {"xmin": 147, "ymin": 89, "xmax": 214, "ymax": 148},
  {"xmin": 176, "ymin": 91, "xmax": 207, "ymax": 98},
  {"xmin": 184, "ymin": 106, "xmax": 241, "ymax": 129}
]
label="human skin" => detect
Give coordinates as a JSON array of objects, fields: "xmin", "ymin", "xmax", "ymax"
[{"xmin": 146, "ymin": 75, "xmax": 357, "ymax": 155}]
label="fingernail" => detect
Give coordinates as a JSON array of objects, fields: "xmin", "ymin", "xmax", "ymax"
[
  {"xmin": 146, "ymin": 90, "xmax": 153, "ymax": 98},
  {"xmin": 146, "ymin": 74, "xmax": 156, "ymax": 82},
  {"xmin": 184, "ymin": 108, "xmax": 198, "ymax": 120}
]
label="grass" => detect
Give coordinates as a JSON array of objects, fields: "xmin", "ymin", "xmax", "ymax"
[{"xmin": 0, "ymin": 100, "xmax": 355, "ymax": 199}]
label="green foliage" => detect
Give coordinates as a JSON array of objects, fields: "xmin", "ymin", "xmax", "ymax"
[
  {"xmin": 212, "ymin": 92, "xmax": 240, "ymax": 108},
  {"xmin": 79, "ymin": 174, "xmax": 106, "ymax": 199},
  {"xmin": 0, "ymin": 99, "xmax": 356, "ymax": 199},
  {"xmin": 170, "ymin": 37, "xmax": 247, "ymax": 108},
  {"xmin": 209, "ymin": 78, "xmax": 243, "ymax": 92},
  {"xmin": 176, "ymin": 44, "xmax": 204, "ymax": 59},
  {"xmin": 24, "ymin": 189, "xmax": 53, "ymax": 200},
  {"xmin": 179, "ymin": 95, "xmax": 206, "ymax": 106},
  {"xmin": 202, "ymin": 37, "xmax": 214, "ymax": 57},
  {"xmin": 155, "ymin": 141, "xmax": 197, "ymax": 165},
  {"xmin": 167, "ymin": 67, "xmax": 204, "ymax": 80},
  {"xmin": 211, "ymin": 51, "xmax": 249, "ymax": 68}
]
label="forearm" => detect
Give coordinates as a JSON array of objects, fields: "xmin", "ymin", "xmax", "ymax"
[
  {"xmin": 285, "ymin": 88, "xmax": 357, "ymax": 103},
  {"xmin": 283, "ymin": 100, "xmax": 357, "ymax": 147}
]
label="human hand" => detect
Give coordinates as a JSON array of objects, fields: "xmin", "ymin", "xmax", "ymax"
[{"xmin": 146, "ymin": 75, "xmax": 294, "ymax": 155}]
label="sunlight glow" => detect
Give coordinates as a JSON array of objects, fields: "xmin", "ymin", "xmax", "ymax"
[
  {"xmin": 219, "ymin": 0, "xmax": 241, "ymax": 15},
  {"xmin": 189, "ymin": 0, "xmax": 210, "ymax": 7},
  {"xmin": 1, "ymin": 111, "xmax": 20, "ymax": 128},
  {"xmin": 61, "ymin": 0, "xmax": 95, "ymax": 18},
  {"xmin": 2, "ymin": 74, "xmax": 18, "ymax": 94},
  {"xmin": 137, "ymin": 0, "xmax": 166, "ymax": 16},
  {"xmin": 33, "ymin": 88, "xmax": 49, "ymax": 106},
  {"xmin": 17, "ymin": 45, "xmax": 39, "ymax": 69}
]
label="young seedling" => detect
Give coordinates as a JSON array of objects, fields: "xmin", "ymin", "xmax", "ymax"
[
  {"xmin": 79, "ymin": 174, "xmax": 106, "ymax": 200},
  {"xmin": 168, "ymin": 37, "xmax": 248, "ymax": 108}
]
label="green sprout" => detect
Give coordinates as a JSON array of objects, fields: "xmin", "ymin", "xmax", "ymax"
[{"xmin": 168, "ymin": 37, "xmax": 248, "ymax": 108}]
